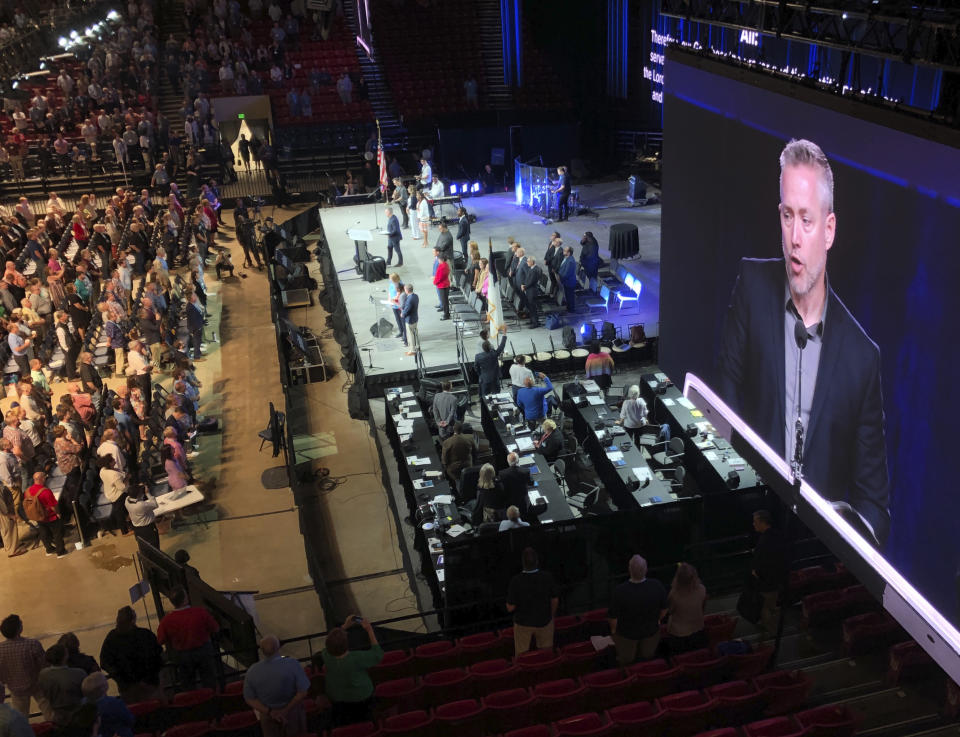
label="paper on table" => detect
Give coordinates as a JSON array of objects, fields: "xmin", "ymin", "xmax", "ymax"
[
  {"xmin": 411, "ymin": 458, "xmax": 431, "ymax": 466},
  {"xmin": 518, "ymin": 455, "xmax": 536, "ymax": 466},
  {"xmin": 413, "ymin": 479, "xmax": 434, "ymax": 489},
  {"xmin": 447, "ymin": 524, "xmax": 467, "ymax": 537},
  {"xmin": 516, "ymin": 436, "xmax": 534, "ymax": 451},
  {"xmin": 647, "ymin": 380, "xmax": 658, "ymax": 389},
  {"xmin": 677, "ymin": 397, "xmax": 696, "ymax": 410},
  {"xmin": 587, "ymin": 394, "xmax": 605, "ymax": 405},
  {"xmin": 728, "ymin": 457, "xmax": 747, "ymax": 469},
  {"xmin": 433, "ymin": 494, "xmax": 455, "ymax": 504},
  {"xmin": 632, "ymin": 467, "xmax": 653, "ymax": 482},
  {"xmin": 399, "ymin": 433, "xmax": 412, "ymax": 443},
  {"xmin": 662, "ymin": 398, "xmax": 676, "ymax": 407},
  {"xmin": 606, "ymin": 450, "xmax": 625, "ymax": 461},
  {"xmin": 703, "ymin": 450, "xmax": 719, "ymax": 461},
  {"xmin": 400, "ymin": 391, "xmax": 415, "ymax": 398},
  {"xmin": 436, "ymin": 569, "xmax": 445, "ymax": 582},
  {"xmin": 405, "ymin": 455, "xmax": 419, "ymax": 463},
  {"xmin": 401, "ymin": 399, "xmax": 418, "ymax": 406},
  {"xmin": 582, "ymin": 379, "xmax": 600, "ymax": 392},
  {"xmin": 654, "ymin": 372, "xmax": 668, "ymax": 382},
  {"xmin": 406, "ymin": 411, "xmax": 423, "ymax": 418}
]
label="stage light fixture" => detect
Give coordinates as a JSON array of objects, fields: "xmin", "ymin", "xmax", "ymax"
[
  {"xmin": 449, "ymin": 184, "xmax": 458, "ymax": 195},
  {"xmin": 471, "ymin": 182, "xmax": 481, "ymax": 193},
  {"xmin": 107, "ymin": 9, "xmax": 120, "ymax": 19},
  {"xmin": 70, "ymin": 30, "xmax": 79, "ymax": 39},
  {"xmin": 57, "ymin": 37, "xmax": 67, "ymax": 47}
]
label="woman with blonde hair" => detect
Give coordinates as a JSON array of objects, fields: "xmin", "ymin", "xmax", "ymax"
[
  {"xmin": 475, "ymin": 463, "xmax": 506, "ymax": 522},
  {"xmin": 664, "ymin": 562, "xmax": 708, "ymax": 655},
  {"xmin": 387, "ymin": 272, "xmax": 406, "ymax": 347}
]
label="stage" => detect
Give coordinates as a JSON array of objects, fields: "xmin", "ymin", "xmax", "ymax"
[{"xmin": 316, "ymin": 181, "xmax": 661, "ymax": 380}]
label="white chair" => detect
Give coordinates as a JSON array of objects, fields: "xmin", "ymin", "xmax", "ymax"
[{"xmin": 614, "ymin": 274, "xmax": 641, "ymax": 311}]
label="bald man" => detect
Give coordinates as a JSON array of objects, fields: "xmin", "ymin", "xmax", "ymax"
[
  {"xmin": 243, "ymin": 635, "xmax": 309, "ymax": 737},
  {"xmin": 607, "ymin": 555, "xmax": 667, "ymax": 665}
]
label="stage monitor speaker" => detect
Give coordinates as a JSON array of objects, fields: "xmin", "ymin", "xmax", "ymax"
[
  {"xmin": 370, "ymin": 318, "xmax": 394, "ymax": 339},
  {"xmin": 601, "ymin": 321, "xmax": 616, "ymax": 342},
  {"xmin": 562, "ymin": 326, "xmax": 577, "ymax": 351}
]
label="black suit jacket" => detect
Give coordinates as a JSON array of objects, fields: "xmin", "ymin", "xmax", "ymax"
[
  {"xmin": 386, "ymin": 214, "xmax": 401, "ymax": 247},
  {"xmin": 456, "ymin": 215, "xmax": 470, "ymax": 242},
  {"xmin": 717, "ymin": 258, "xmax": 890, "ymax": 544},
  {"xmin": 436, "ymin": 231, "xmax": 454, "ymax": 261},
  {"xmin": 474, "ymin": 335, "xmax": 507, "ymax": 384},
  {"xmin": 498, "ymin": 465, "xmax": 531, "ymax": 513},
  {"xmin": 536, "ymin": 430, "xmax": 563, "ymax": 463}
]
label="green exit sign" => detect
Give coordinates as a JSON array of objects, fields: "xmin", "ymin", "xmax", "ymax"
[{"xmin": 237, "ymin": 113, "xmax": 245, "ymax": 119}]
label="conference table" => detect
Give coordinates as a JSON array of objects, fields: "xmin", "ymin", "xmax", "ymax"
[
  {"xmin": 641, "ymin": 372, "xmax": 760, "ymax": 494},
  {"xmin": 478, "ymin": 392, "xmax": 574, "ymax": 524},
  {"xmin": 384, "ymin": 386, "xmax": 461, "ymax": 598},
  {"xmin": 561, "ymin": 380, "xmax": 676, "ymax": 509}
]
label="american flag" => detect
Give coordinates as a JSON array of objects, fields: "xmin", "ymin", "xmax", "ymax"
[{"xmin": 377, "ymin": 124, "xmax": 388, "ymax": 193}]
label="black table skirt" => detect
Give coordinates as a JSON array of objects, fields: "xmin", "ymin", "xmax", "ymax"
[{"xmin": 609, "ymin": 223, "xmax": 640, "ymax": 259}]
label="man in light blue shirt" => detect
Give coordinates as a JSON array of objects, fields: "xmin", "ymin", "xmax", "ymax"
[{"xmin": 243, "ymin": 636, "xmax": 309, "ymax": 737}]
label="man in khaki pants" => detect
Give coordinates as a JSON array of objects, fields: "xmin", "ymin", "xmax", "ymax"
[{"xmin": 506, "ymin": 547, "xmax": 558, "ymax": 655}]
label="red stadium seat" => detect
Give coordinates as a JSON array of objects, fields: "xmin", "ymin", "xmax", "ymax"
[
  {"xmin": 676, "ymin": 648, "xmax": 730, "ymax": 688},
  {"xmin": 368, "ymin": 650, "xmax": 413, "ymax": 684},
  {"xmin": 560, "ymin": 640, "xmax": 600, "ymax": 678},
  {"xmin": 422, "ymin": 667, "xmax": 473, "ymax": 704},
  {"xmin": 838, "ymin": 585, "xmax": 880, "ymax": 619},
  {"xmin": 706, "ymin": 680, "xmax": 769, "ymax": 725},
  {"xmin": 213, "ymin": 711, "xmax": 259, "ymax": 737},
  {"xmin": 704, "ymin": 614, "xmax": 739, "ymax": 647},
  {"xmin": 802, "ymin": 591, "xmax": 847, "ymax": 627},
  {"xmin": 581, "ymin": 669, "xmax": 637, "ymax": 712},
  {"xmin": 842, "ymin": 612, "xmax": 906, "ymax": 656},
  {"xmin": 373, "ymin": 677, "xmax": 424, "ymax": 716},
  {"xmin": 171, "ymin": 689, "xmax": 218, "ymax": 724},
  {"xmin": 744, "ymin": 716, "xmax": 808, "ymax": 737},
  {"xmin": 626, "ymin": 658, "xmax": 682, "ymax": 700},
  {"xmin": 515, "ymin": 648, "xmax": 564, "ymax": 686},
  {"xmin": 887, "ymin": 640, "xmax": 938, "ymax": 685},
  {"xmin": 795, "ymin": 705, "xmax": 858, "ymax": 737},
  {"xmin": 219, "ymin": 680, "xmax": 248, "ymax": 714},
  {"xmin": 433, "ymin": 698, "xmax": 486, "ymax": 737},
  {"xmin": 504, "ymin": 727, "xmax": 551, "ymax": 737},
  {"xmin": 330, "ymin": 723, "xmax": 380, "ymax": 737},
  {"xmin": 129, "ymin": 700, "xmax": 165, "ymax": 735},
  {"xmin": 728, "ymin": 646, "xmax": 774, "ymax": 680},
  {"xmin": 458, "ymin": 631, "xmax": 506, "ymax": 665},
  {"xmin": 752, "ymin": 671, "xmax": 812, "ymax": 715},
  {"xmin": 606, "ymin": 700, "xmax": 665, "ymax": 737},
  {"xmin": 658, "ymin": 690, "xmax": 718, "ymax": 737},
  {"xmin": 553, "ymin": 712, "xmax": 612, "ymax": 737},
  {"xmin": 553, "ymin": 615, "xmax": 585, "ymax": 646},
  {"xmin": 481, "ymin": 688, "xmax": 538, "ymax": 733},
  {"xmin": 165, "ymin": 722, "xmax": 212, "ymax": 737},
  {"xmin": 533, "ymin": 678, "xmax": 587, "ymax": 722},
  {"xmin": 582, "ymin": 608, "xmax": 612, "ymax": 637},
  {"xmin": 30, "ymin": 724, "xmax": 55, "ymax": 737},
  {"xmin": 468, "ymin": 658, "xmax": 520, "ymax": 697},
  {"xmin": 380, "ymin": 709, "xmax": 433, "ymax": 737},
  {"xmin": 413, "ymin": 640, "xmax": 461, "ymax": 674},
  {"xmin": 692, "ymin": 730, "xmax": 740, "ymax": 737}
]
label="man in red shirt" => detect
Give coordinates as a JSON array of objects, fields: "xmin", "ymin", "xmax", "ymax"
[
  {"xmin": 25, "ymin": 471, "xmax": 66, "ymax": 557},
  {"xmin": 156, "ymin": 587, "xmax": 220, "ymax": 689},
  {"xmin": 433, "ymin": 255, "xmax": 451, "ymax": 320}
]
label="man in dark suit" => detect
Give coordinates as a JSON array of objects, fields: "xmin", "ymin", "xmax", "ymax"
[
  {"xmin": 400, "ymin": 283, "xmax": 419, "ymax": 356},
  {"xmin": 435, "ymin": 222, "xmax": 454, "ymax": 262},
  {"xmin": 186, "ymin": 292, "xmax": 205, "ymax": 360},
  {"xmin": 554, "ymin": 166, "xmax": 571, "ymax": 221},
  {"xmin": 455, "ymin": 207, "xmax": 471, "ymax": 260},
  {"xmin": 474, "ymin": 327, "xmax": 507, "ymax": 397},
  {"xmin": 544, "ymin": 233, "xmax": 562, "ymax": 292},
  {"xmin": 384, "ymin": 207, "xmax": 403, "ymax": 267},
  {"xmin": 717, "ymin": 139, "xmax": 890, "ymax": 546},
  {"xmin": 498, "ymin": 452, "xmax": 532, "ymax": 517},
  {"xmin": 520, "ymin": 257, "xmax": 543, "ymax": 329},
  {"xmin": 579, "ymin": 232, "xmax": 600, "ymax": 292},
  {"xmin": 558, "ymin": 247, "xmax": 578, "ymax": 313}
]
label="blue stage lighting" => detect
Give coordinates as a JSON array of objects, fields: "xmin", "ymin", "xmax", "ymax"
[
  {"xmin": 515, "ymin": 184, "xmax": 523, "ymax": 205},
  {"xmin": 449, "ymin": 184, "xmax": 458, "ymax": 195},
  {"xmin": 471, "ymin": 182, "xmax": 481, "ymax": 193},
  {"xmin": 579, "ymin": 323, "xmax": 587, "ymax": 335}
]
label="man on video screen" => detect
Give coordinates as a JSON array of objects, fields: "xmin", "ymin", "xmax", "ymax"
[{"xmin": 717, "ymin": 139, "xmax": 890, "ymax": 546}]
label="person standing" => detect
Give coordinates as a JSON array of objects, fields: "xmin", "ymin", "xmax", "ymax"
[
  {"xmin": 506, "ymin": 547, "xmax": 559, "ymax": 654},
  {"xmin": 416, "ymin": 192, "xmax": 430, "ymax": 247},
  {"xmin": 321, "ymin": 616, "xmax": 383, "ymax": 727},
  {"xmin": 400, "ymin": 284, "xmax": 419, "ymax": 357},
  {"xmin": 0, "ymin": 440, "xmax": 24, "ymax": 557},
  {"xmin": 579, "ymin": 232, "xmax": 600, "ymax": 292},
  {"xmin": 24, "ymin": 471, "xmax": 66, "ymax": 557},
  {"xmin": 474, "ymin": 327, "xmax": 508, "ymax": 397},
  {"xmin": 387, "ymin": 274, "xmax": 406, "ymax": 348},
  {"xmin": 433, "ymin": 255, "xmax": 451, "ymax": 320},
  {"xmin": 99, "ymin": 607, "xmax": 164, "ymax": 704},
  {"xmin": 125, "ymin": 484, "xmax": 160, "ymax": 548},
  {"xmin": 498, "ymin": 452, "xmax": 531, "ymax": 515},
  {"xmin": 517, "ymin": 374, "xmax": 554, "ymax": 425},
  {"xmin": 430, "ymin": 382, "xmax": 458, "ymax": 441},
  {"xmin": 455, "ymin": 207, "xmax": 470, "ymax": 260},
  {"xmin": 440, "ymin": 423, "xmax": 476, "ymax": 485},
  {"xmin": 435, "ymin": 222, "xmax": 454, "ymax": 262},
  {"xmin": 243, "ymin": 636, "xmax": 309, "ymax": 737},
  {"xmin": 751, "ymin": 510, "xmax": 788, "ymax": 639},
  {"xmin": 616, "ymin": 385, "xmax": 648, "ymax": 443},
  {"xmin": 156, "ymin": 588, "xmax": 220, "ymax": 690},
  {"xmin": 0, "ymin": 614, "xmax": 45, "ymax": 717},
  {"xmin": 584, "ymin": 342, "xmax": 615, "ymax": 393},
  {"xmin": 520, "ymin": 257, "xmax": 543, "ymax": 328},
  {"xmin": 384, "ymin": 207, "xmax": 402, "ymax": 267},
  {"xmin": 81, "ymin": 672, "xmax": 134, "ymax": 737},
  {"xmin": 557, "ymin": 246, "xmax": 578, "ymax": 312},
  {"xmin": 607, "ymin": 555, "xmax": 667, "ymax": 665},
  {"xmin": 36, "ymin": 644, "xmax": 86, "ymax": 726},
  {"xmin": 663, "ymin": 563, "xmax": 708, "ymax": 656},
  {"xmin": 186, "ymin": 292, "xmax": 205, "ymax": 360},
  {"xmin": 406, "ymin": 185, "xmax": 418, "ymax": 238},
  {"xmin": 554, "ymin": 166, "xmax": 571, "ymax": 221}
]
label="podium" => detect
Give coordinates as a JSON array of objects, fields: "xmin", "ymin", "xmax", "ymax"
[{"xmin": 348, "ymin": 228, "xmax": 373, "ymax": 275}]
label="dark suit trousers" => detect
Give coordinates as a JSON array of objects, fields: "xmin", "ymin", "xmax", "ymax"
[
  {"xmin": 459, "ymin": 237, "xmax": 469, "ymax": 259},
  {"xmin": 526, "ymin": 290, "xmax": 539, "ymax": 327},
  {"xmin": 387, "ymin": 242, "xmax": 402, "ymax": 265},
  {"xmin": 557, "ymin": 192, "xmax": 570, "ymax": 220},
  {"xmin": 439, "ymin": 287, "xmax": 450, "ymax": 318},
  {"xmin": 392, "ymin": 308, "xmax": 406, "ymax": 344},
  {"xmin": 564, "ymin": 285, "xmax": 577, "ymax": 312}
]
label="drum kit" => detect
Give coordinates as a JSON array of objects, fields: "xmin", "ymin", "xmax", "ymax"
[{"xmin": 528, "ymin": 183, "xmax": 581, "ymax": 219}]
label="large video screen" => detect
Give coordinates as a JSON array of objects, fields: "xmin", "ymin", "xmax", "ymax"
[{"xmin": 660, "ymin": 53, "xmax": 960, "ymax": 627}]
